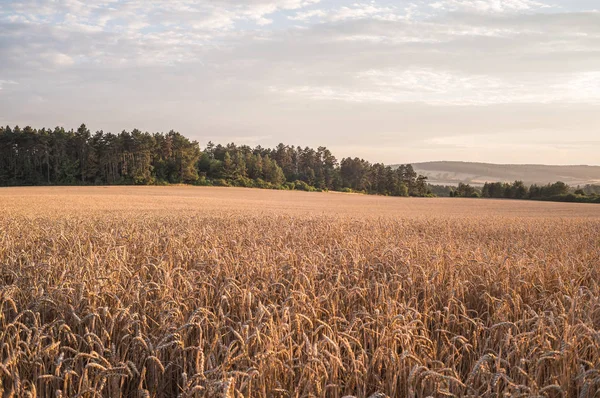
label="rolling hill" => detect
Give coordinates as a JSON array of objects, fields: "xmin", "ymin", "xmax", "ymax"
[{"xmin": 404, "ymin": 161, "xmax": 600, "ymax": 186}]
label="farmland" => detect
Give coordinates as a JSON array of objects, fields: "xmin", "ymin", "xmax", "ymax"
[{"xmin": 1, "ymin": 187, "xmax": 599, "ymax": 397}]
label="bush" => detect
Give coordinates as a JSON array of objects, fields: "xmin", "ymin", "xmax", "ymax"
[
  {"xmin": 194, "ymin": 176, "xmax": 212, "ymax": 186},
  {"xmin": 293, "ymin": 180, "xmax": 316, "ymax": 192},
  {"xmin": 253, "ymin": 178, "xmax": 271, "ymax": 189},
  {"xmin": 232, "ymin": 176, "xmax": 254, "ymax": 188}
]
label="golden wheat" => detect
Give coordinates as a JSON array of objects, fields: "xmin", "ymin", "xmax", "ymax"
[{"xmin": 0, "ymin": 186, "xmax": 599, "ymax": 397}]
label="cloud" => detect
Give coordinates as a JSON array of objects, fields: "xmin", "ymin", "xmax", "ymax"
[
  {"xmin": 555, "ymin": 71, "xmax": 600, "ymax": 102},
  {"xmin": 0, "ymin": 0, "xmax": 322, "ymax": 34},
  {"xmin": 273, "ymin": 68, "xmax": 600, "ymax": 106},
  {"xmin": 48, "ymin": 53, "xmax": 75, "ymax": 66},
  {"xmin": 429, "ymin": 0, "xmax": 551, "ymax": 13},
  {"xmin": 288, "ymin": 3, "xmax": 406, "ymax": 23},
  {"xmin": 288, "ymin": 9, "xmax": 328, "ymax": 21},
  {"xmin": 3, "ymin": 0, "xmax": 594, "ymax": 72},
  {"xmin": 329, "ymin": 4, "xmax": 399, "ymax": 22},
  {"xmin": 0, "ymin": 80, "xmax": 18, "ymax": 90},
  {"xmin": 1, "ymin": 0, "xmax": 599, "ymax": 164}
]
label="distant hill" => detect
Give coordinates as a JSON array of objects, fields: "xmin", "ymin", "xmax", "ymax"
[{"xmin": 402, "ymin": 161, "xmax": 600, "ymax": 187}]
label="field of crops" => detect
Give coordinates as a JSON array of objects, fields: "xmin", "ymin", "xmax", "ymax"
[{"xmin": 1, "ymin": 186, "xmax": 599, "ymax": 397}]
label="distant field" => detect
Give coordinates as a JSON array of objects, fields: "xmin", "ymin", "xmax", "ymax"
[
  {"xmin": 2, "ymin": 186, "xmax": 599, "ymax": 218},
  {"xmin": 1, "ymin": 187, "xmax": 599, "ymax": 397},
  {"xmin": 410, "ymin": 161, "xmax": 600, "ymax": 186}
]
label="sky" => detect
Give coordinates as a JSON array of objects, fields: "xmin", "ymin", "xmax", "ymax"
[{"xmin": 1, "ymin": 0, "xmax": 599, "ymax": 165}]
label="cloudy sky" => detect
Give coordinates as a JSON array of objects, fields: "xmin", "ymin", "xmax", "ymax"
[{"xmin": 1, "ymin": 0, "xmax": 599, "ymax": 165}]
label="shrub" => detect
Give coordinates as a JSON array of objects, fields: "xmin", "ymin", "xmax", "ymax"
[
  {"xmin": 293, "ymin": 180, "xmax": 316, "ymax": 192},
  {"xmin": 194, "ymin": 176, "xmax": 213, "ymax": 186},
  {"xmin": 232, "ymin": 176, "xmax": 254, "ymax": 188}
]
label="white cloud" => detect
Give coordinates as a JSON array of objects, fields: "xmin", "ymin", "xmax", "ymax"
[
  {"xmin": 288, "ymin": 9, "xmax": 328, "ymax": 21},
  {"xmin": 288, "ymin": 3, "xmax": 406, "ymax": 23},
  {"xmin": 330, "ymin": 3, "xmax": 398, "ymax": 22},
  {"xmin": 275, "ymin": 69, "xmax": 600, "ymax": 105},
  {"xmin": 0, "ymin": 0, "xmax": 323, "ymax": 34},
  {"xmin": 556, "ymin": 71, "xmax": 600, "ymax": 102},
  {"xmin": 429, "ymin": 0, "xmax": 550, "ymax": 13},
  {"xmin": 0, "ymin": 80, "xmax": 18, "ymax": 90},
  {"xmin": 48, "ymin": 53, "xmax": 75, "ymax": 66}
]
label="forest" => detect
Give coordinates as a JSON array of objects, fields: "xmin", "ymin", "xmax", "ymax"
[
  {"xmin": 0, "ymin": 124, "xmax": 429, "ymax": 196},
  {"xmin": 2, "ymin": 124, "xmax": 598, "ymax": 203}
]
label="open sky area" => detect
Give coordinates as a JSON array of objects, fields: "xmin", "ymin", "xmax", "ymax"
[{"xmin": 1, "ymin": 0, "xmax": 599, "ymax": 164}]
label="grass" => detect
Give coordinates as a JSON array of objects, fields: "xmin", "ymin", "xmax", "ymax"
[{"xmin": 1, "ymin": 186, "xmax": 599, "ymax": 397}]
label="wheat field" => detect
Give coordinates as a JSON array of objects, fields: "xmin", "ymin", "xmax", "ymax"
[{"xmin": 1, "ymin": 186, "xmax": 599, "ymax": 397}]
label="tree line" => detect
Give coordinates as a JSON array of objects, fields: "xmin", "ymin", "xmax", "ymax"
[
  {"xmin": 450, "ymin": 181, "xmax": 600, "ymax": 203},
  {"xmin": 0, "ymin": 124, "xmax": 430, "ymax": 196}
]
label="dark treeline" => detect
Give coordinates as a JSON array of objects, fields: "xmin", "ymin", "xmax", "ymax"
[
  {"xmin": 449, "ymin": 181, "xmax": 600, "ymax": 203},
  {"xmin": 199, "ymin": 142, "xmax": 429, "ymax": 196},
  {"xmin": 0, "ymin": 125, "xmax": 202, "ymax": 186},
  {"xmin": 0, "ymin": 124, "xmax": 430, "ymax": 196}
]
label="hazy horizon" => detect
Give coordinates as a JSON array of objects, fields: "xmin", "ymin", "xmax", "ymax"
[{"xmin": 1, "ymin": 0, "xmax": 599, "ymax": 165}]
